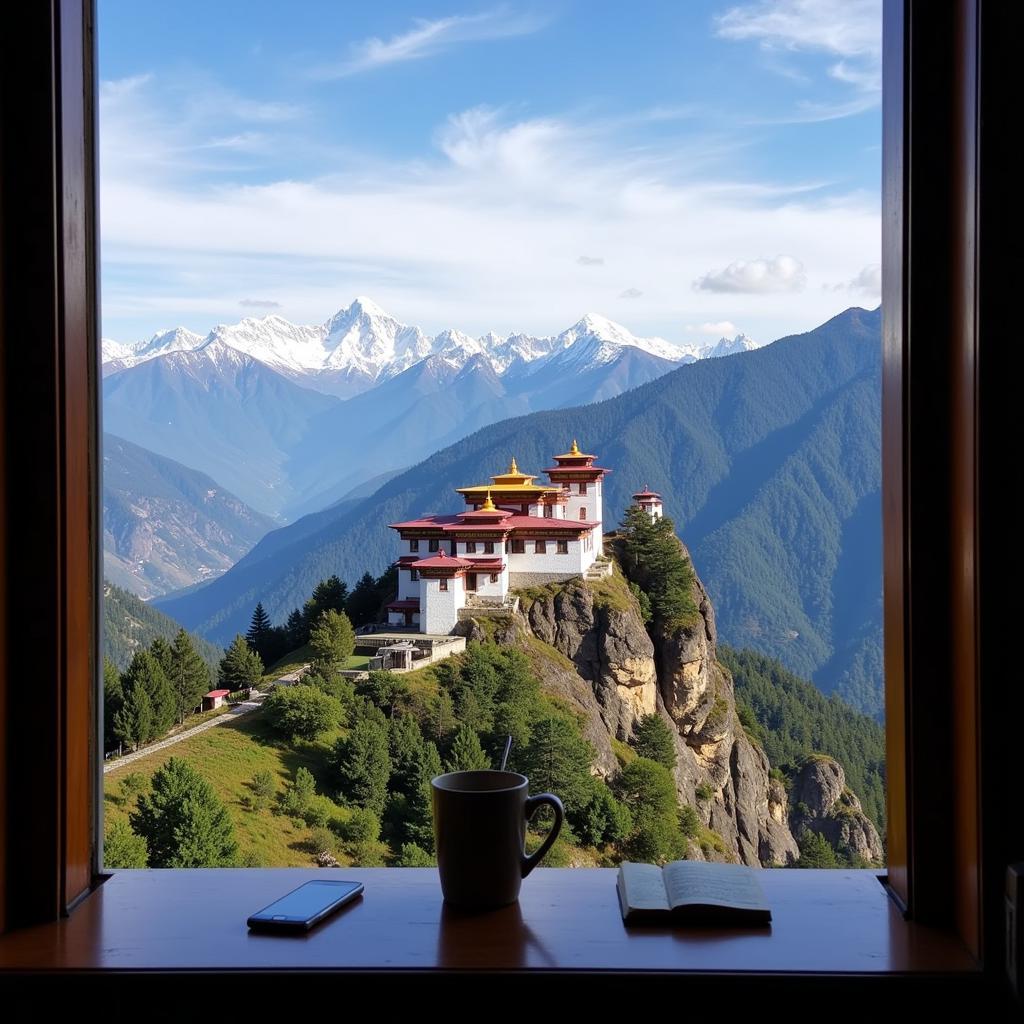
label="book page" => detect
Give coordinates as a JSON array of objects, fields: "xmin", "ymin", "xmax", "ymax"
[
  {"xmin": 618, "ymin": 862, "xmax": 671, "ymax": 912},
  {"xmin": 663, "ymin": 861, "xmax": 768, "ymax": 911}
]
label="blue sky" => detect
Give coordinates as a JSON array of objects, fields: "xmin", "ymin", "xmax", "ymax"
[{"xmin": 98, "ymin": 0, "xmax": 881, "ymax": 346}]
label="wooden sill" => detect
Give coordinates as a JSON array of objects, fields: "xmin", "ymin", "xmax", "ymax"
[{"xmin": 0, "ymin": 867, "xmax": 979, "ymax": 983}]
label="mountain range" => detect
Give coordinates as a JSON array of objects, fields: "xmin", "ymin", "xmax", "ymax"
[
  {"xmin": 155, "ymin": 306, "xmax": 884, "ymax": 718},
  {"xmin": 103, "ymin": 434, "xmax": 276, "ymax": 598},
  {"xmin": 101, "ymin": 299, "xmax": 761, "ymax": 519}
]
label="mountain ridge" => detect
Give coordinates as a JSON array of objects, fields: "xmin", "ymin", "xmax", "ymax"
[{"xmin": 156, "ymin": 306, "xmax": 884, "ymax": 716}]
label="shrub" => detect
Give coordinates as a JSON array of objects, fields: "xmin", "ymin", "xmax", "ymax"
[
  {"xmin": 695, "ymin": 782, "xmax": 715, "ymax": 802},
  {"xmin": 678, "ymin": 804, "xmax": 701, "ymax": 839},
  {"xmin": 104, "ymin": 819, "xmax": 148, "ymax": 868},
  {"xmin": 339, "ymin": 807, "xmax": 381, "ymax": 846},
  {"xmin": 263, "ymin": 684, "xmax": 343, "ymax": 741},
  {"xmin": 279, "ymin": 766, "xmax": 317, "ymax": 817},
  {"xmin": 120, "ymin": 772, "xmax": 147, "ymax": 803},
  {"xmin": 395, "ymin": 843, "xmax": 436, "ymax": 867}
]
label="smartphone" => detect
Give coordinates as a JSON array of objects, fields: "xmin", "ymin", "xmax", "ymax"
[{"xmin": 247, "ymin": 879, "xmax": 364, "ymax": 933}]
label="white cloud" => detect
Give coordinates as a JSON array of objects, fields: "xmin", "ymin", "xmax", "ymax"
[
  {"xmin": 240, "ymin": 298, "xmax": 282, "ymax": 309},
  {"xmin": 694, "ymin": 256, "xmax": 806, "ymax": 294},
  {"xmin": 99, "ymin": 79, "xmax": 878, "ymax": 342},
  {"xmin": 313, "ymin": 7, "xmax": 548, "ymax": 79},
  {"xmin": 716, "ymin": 0, "xmax": 881, "ymax": 101},
  {"xmin": 845, "ymin": 263, "xmax": 881, "ymax": 296},
  {"xmin": 619, "ymin": 288, "xmax": 643, "ymax": 299},
  {"xmin": 686, "ymin": 321, "xmax": 740, "ymax": 336},
  {"xmin": 578, "ymin": 256, "xmax": 604, "ymax": 267}
]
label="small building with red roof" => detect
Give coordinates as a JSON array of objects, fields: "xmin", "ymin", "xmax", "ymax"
[
  {"xmin": 203, "ymin": 689, "xmax": 231, "ymax": 711},
  {"xmin": 386, "ymin": 443, "xmax": 612, "ymax": 632},
  {"xmin": 632, "ymin": 486, "xmax": 664, "ymax": 522}
]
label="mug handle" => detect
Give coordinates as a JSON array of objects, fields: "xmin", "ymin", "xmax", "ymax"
[{"xmin": 521, "ymin": 793, "xmax": 564, "ymax": 878}]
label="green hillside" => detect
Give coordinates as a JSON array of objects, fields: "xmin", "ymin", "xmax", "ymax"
[
  {"xmin": 722, "ymin": 645, "xmax": 886, "ymax": 835},
  {"xmin": 103, "ymin": 580, "xmax": 223, "ymax": 673},
  {"xmin": 158, "ymin": 307, "xmax": 883, "ymax": 715}
]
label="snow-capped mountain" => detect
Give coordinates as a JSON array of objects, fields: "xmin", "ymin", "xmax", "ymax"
[
  {"xmin": 702, "ymin": 333, "xmax": 761, "ymax": 359},
  {"xmin": 102, "ymin": 298, "xmax": 756, "ymax": 398}
]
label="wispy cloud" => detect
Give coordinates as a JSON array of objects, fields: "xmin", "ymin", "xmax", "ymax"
[
  {"xmin": 240, "ymin": 298, "xmax": 282, "ymax": 309},
  {"xmin": 619, "ymin": 288, "xmax": 643, "ymax": 299},
  {"xmin": 686, "ymin": 320, "xmax": 739, "ymax": 336},
  {"xmin": 716, "ymin": 0, "xmax": 881, "ymax": 113},
  {"xmin": 694, "ymin": 255, "xmax": 806, "ymax": 294},
  {"xmin": 825, "ymin": 263, "xmax": 879, "ymax": 296},
  {"xmin": 312, "ymin": 7, "xmax": 549, "ymax": 79},
  {"xmin": 100, "ymin": 80, "xmax": 878, "ymax": 342}
]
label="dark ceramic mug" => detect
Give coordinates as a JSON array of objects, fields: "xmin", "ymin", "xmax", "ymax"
[{"xmin": 431, "ymin": 770, "xmax": 564, "ymax": 910}]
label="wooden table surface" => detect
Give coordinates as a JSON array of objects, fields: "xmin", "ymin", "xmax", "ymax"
[{"xmin": 0, "ymin": 868, "xmax": 978, "ymax": 977}]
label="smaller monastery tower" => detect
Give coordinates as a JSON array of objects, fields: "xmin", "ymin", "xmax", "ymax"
[{"xmin": 632, "ymin": 486, "xmax": 664, "ymax": 522}]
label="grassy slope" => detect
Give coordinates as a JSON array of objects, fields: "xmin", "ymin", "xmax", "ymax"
[{"xmin": 104, "ymin": 709, "xmax": 353, "ymax": 868}]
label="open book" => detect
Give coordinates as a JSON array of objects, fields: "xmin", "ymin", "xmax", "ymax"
[{"xmin": 617, "ymin": 860, "xmax": 771, "ymax": 926}]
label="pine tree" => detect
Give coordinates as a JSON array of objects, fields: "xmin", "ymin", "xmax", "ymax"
[
  {"xmin": 112, "ymin": 680, "xmax": 153, "ymax": 751},
  {"xmin": 611, "ymin": 757, "xmax": 686, "ymax": 863},
  {"xmin": 148, "ymin": 635, "xmax": 174, "ymax": 677},
  {"xmin": 121, "ymin": 649, "xmax": 175, "ymax": 739},
  {"xmin": 286, "ymin": 608, "xmax": 307, "ymax": 649},
  {"xmin": 515, "ymin": 712, "xmax": 595, "ymax": 813},
  {"xmin": 103, "ymin": 657, "xmax": 124, "ymax": 752},
  {"xmin": 333, "ymin": 717, "xmax": 391, "ymax": 815},
  {"xmin": 130, "ymin": 757, "xmax": 238, "ymax": 867},
  {"xmin": 444, "ymin": 723, "xmax": 491, "ymax": 772},
  {"xmin": 630, "ymin": 713, "xmax": 678, "ymax": 770},
  {"xmin": 428, "ymin": 688, "xmax": 457, "ymax": 745},
  {"xmin": 304, "ymin": 575, "xmax": 348, "ymax": 632},
  {"xmin": 796, "ymin": 829, "xmax": 840, "ymax": 868},
  {"xmin": 389, "ymin": 712, "xmax": 424, "ymax": 796},
  {"xmin": 345, "ymin": 571, "xmax": 381, "ymax": 627},
  {"xmin": 404, "ymin": 741, "xmax": 442, "ymax": 851},
  {"xmin": 218, "ymin": 634, "xmax": 264, "ymax": 693},
  {"xmin": 308, "ymin": 608, "xmax": 355, "ymax": 672},
  {"xmin": 246, "ymin": 602, "xmax": 272, "ymax": 653},
  {"xmin": 168, "ymin": 628, "xmax": 211, "ymax": 723}
]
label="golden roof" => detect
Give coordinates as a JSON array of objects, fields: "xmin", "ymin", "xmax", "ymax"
[
  {"xmin": 480, "ymin": 490, "xmax": 496, "ymax": 512},
  {"xmin": 456, "ymin": 458, "xmax": 560, "ymax": 496},
  {"xmin": 553, "ymin": 438, "xmax": 596, "ymax": 460}
]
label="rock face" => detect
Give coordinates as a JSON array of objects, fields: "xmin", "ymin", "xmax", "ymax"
[
  {"xmin": 788, "ymin": 756, "xmax": 884, "ymax": 865},
  {"xmin": 494, "ymin": 568, "xmax": 799, "ymax": 867},
  {"xmin": 460, "ymin": 544, "xmax": 877, "ymax": 869},
  {"xmin": 521, "ymin": 581, "xmax": 657, "ymax": 739}
]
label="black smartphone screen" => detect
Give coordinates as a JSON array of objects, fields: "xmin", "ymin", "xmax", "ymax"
[{"xmin": 247, "ymin": 879, "xmax": 363, "ymax": 931}]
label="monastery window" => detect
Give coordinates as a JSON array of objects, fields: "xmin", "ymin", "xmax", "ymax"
[
  {"xmin": 484, "ymin": 541, "xmax": 494, "ymax": 554},
  {"xmin": 578, "ymin": 482, "xmax": 587, "ymax": 495},
  {"xmin": 409, "ymin": 539, "xmax": 419, "ymax": 552},
  {"xmin": 438, "ymin": 579, "xmax": 448, "ymax": 592},
  {"xmin": 490, "ymin": 573, "xmax": 499, "ymax": 584},
  {"xmin": 579, "ymin": 507, "xmax": 587, "ymax": 520},
  {"xmin": 557, "ymin": 540, "xmax": 568, "ymax": 554},
  {"xmin": 544, "ymin": 506, "xmax": 553, "ymax": 518},
  {"xmin": 465, "ymin": 541, "xmax": 477, "ymax": 553},
  {"xmin": 535, "ymin": 540, "xmax": 546, "ymax": 554},
  {"xmin": 410, "ymin": 569, "xmax": 418, "ymax": 582},
  {"xmin": 511, "ymin": 539, "xmax": 525, "ymax": 554},
  {"xmin": 428, "ymin": 539, "xmax": 439, "ymax": 552}
]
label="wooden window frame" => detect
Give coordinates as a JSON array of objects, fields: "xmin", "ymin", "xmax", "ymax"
[{"xmin": 1, "ymin": 0, "xmax": 1020, "ymax": 1000}]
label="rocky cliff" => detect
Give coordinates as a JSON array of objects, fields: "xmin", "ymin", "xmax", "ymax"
[
  {"xmin": 787, "ymin": 755, "xmax": 884, "ymax": 864},
  {"xmin": 458, "ymin": 540, "xmax": 883, "ymax": 868}
]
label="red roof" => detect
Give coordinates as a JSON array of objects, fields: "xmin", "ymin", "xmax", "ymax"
[
  {"xmin": 544, "ymin": 465, "xmax": 612, "ymax": 475},
  {"xmin": 205, "ymin": 689, "xmax": 230, "ymax": 698},
  {"xmin": 386, "ymin": 599, "xmax": 421, "ymax": 610},
  {"xmin": 464, "ymin": 558, "xmax": 505, "ymax": 571},
  {"xmin": 391, "ymin": 513, "xmax": 597, "ymax": 533},
  {"xmin": 633, "ymin": 488, "xmax": 662, "ymax": 499},
  {"xmin": 411, "ymin": 551, "xmax": 474, "ymax": 569}
]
